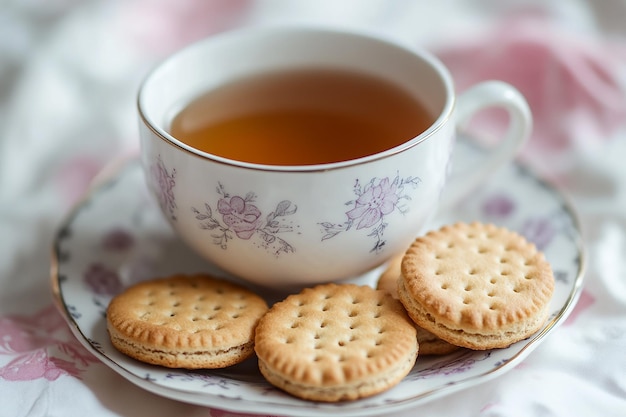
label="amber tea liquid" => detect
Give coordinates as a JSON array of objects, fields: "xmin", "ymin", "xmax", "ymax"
[{"xmin": 169, "ymin": 68, "xmax": 433, "ymax": 165}]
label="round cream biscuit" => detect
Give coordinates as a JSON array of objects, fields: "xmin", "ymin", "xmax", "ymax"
[
  {"xmin": 254, "ymin": 283, "xmax": 418, "ymax": 402},
  {"xmin": 398, "ymin": 222, "xmax": 555, "ymax": 350},
  {"xmin": 106, "ymin": 274, "xmax": 269, "ymax": 369}
]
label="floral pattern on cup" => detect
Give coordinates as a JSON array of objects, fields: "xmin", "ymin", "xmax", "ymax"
[
  {"xmin": 193, "ymin": 183, "xmax": 298, "ymax": 256},
  {"xmin": 150, "ymin": 155, "xmax": 177, "ymax": 221},
  {"xmin": 319, "ymin": 175, "xmax": 421, "ymax": 252}
]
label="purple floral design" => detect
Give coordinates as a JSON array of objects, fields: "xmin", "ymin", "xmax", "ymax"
[
  {"xmin": 165, "ymin": 372, "xmax": 243, "ymax": 389},
  {"xmin": 218, "ymin": 196, "xmax": 263, "ymax": 239},
  {"xmin": 101, "ymin": 228, "xmax": 134, "ymax": 251},
  {"xmin": 409, "ymin": 351, "xmax": 493, "ymax": 380},
  {"xmin": 481, "ymin": 192, "xmax": 558, "ymax": 250},
  {"xmin": 193, "ymin": 183, "xmax": 298, "ymax": 256},
  {"xmin": 346, "ymin": 177, "xmax": 399, "ymax": 230},
  {"xmin": 320, "ymin": 174, "xmax": 421, "ymax": 253},
  {"xmin": 151, "ymin": 155, "xmax": 177, "ymax": 221},
  {"xmin": 83, "ymin": 262, "xmax": 122, "ymax": 296},
  {"xmin": 521, "ymin": 217, "xmax": 556, "ymax": 250},
  {"xmin": 482, "ymin": 193, "xmax": 516, "ymax": 218}
]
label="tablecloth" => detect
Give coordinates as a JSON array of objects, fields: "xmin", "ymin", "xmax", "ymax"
[{"xmin": 1, "ymin": 1, "xmax": 626, "ymax": 416}]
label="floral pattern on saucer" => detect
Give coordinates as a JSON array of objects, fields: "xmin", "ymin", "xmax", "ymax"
[{"xmin": 51, "ymin": 140, "xmax": 585, "ymax": 417}]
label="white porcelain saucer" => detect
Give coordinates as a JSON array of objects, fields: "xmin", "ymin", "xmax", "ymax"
[{"xmin": 51, "ymin": 139, "xmax": 585, "ymax": 417}]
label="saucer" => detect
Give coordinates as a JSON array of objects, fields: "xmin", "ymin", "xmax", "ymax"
[{"xmin": 51, "ymin": 140, "xmax": 585, "ymax": 417}]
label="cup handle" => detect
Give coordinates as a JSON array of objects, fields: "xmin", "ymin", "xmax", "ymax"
[{"xmin": 439, "ymin": 80, "xmax": 532, "ymax": 210}]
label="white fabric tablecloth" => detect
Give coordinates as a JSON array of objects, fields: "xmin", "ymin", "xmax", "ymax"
[{"xmin": 1, "ymin": 1, "xmax": 626, "ymax": 416}]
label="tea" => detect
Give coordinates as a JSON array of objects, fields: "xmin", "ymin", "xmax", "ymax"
[{"xmin": 169, "ymin": 68, "xmax": 433, "ymax": 165}]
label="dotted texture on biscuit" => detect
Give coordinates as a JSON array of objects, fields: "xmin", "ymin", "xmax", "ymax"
[
  {"xmin": 106, "ymin": 274, "xmax": 268, "ymax": 367},
  {"xmin": 254, "ymin": 283, "xmax": 418, "ymax": 401},
  {"xmin": 401, "ymin": 222, "xmax": 554, "ymax": 334}
]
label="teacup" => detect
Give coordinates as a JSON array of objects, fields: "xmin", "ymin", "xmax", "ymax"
[{"xmin": 138, "ymin": 26, "xmax": 531, "ymax": 288}]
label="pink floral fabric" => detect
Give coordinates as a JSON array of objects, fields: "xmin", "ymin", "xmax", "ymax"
[
  {"xmin": 0, "ymin": 306, "xmax": 98, "ymax": 381},
  {"xmin": 1, "ymin": 1, "xmax": 625, "ymax": 417},
  {"xmin": 436, "ymin": 15, "xmax": 626, "ymax": 178}
]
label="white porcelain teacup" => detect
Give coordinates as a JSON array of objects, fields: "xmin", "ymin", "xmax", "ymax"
[{"xmin": 138, "ymin": 26, "xmax": 531, "ymax": 288}]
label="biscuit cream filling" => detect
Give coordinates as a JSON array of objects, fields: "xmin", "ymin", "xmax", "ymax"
[
  {"xmin": 257, "ymin": 343, "xmax": 417, "ymax": 400},
  {"xmin": 398, "ymin": 278, "xmax": 548, "ymax": 339}
]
